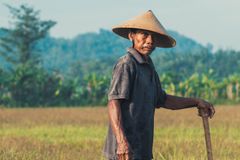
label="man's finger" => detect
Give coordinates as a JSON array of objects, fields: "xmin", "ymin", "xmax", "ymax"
[
  {"xmin": 208, "ymin": 104, "xmax": 214, "ymax": 118},
  {"xmin": 124, "ymin": 154, "xmax": 128, "ymax": 160},
  {"xmin": 126, "ymin": 153, "xmax": 131, "ymax": 160},
  {"xmin": 122, "ymin": 154, "xmax": 125, "ymax": 160},
  {"xmin": 210, "ymin": 105, "xmax": 215, "ymax": 118},
  {"xmin": 118, "ymin": 154, "xmax": 123, "ymax": 160},
  {"xmin": 209, "ymin": 108, "xmax": 213, "ymax": 118},
  {"xmin": 122, "ymin": 154, "xmax": 126, "ymax": 160},
  {"xmin": 118, "ymin": 153, "xmax": 131, "ymax": 160}
]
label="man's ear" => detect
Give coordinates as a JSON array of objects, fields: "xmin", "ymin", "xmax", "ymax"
[{"xmin": 128, "ymin": 32, "xmax": 134, "ymax": 41}]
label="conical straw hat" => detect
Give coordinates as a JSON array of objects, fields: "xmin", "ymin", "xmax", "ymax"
[{"xmin": 112, "ymin": 10, "xmax": 176, "ymax": 48}]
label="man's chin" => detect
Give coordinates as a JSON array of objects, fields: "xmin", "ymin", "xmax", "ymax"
[{"xmin": 144, "ymin": 49, "xmax": 154, "ymax": 55}]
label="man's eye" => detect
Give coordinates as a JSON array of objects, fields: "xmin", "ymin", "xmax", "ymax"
[{"xmin": 142, "ymin": 32, "xmax": 149, "ymax": 37}]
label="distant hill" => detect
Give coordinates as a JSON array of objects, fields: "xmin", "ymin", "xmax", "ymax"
[
  {"xmin": 34, "ymin": 29, "xmax": 209, "ymax": 72},
  {"xmin": 1, "ymin": 28, "xmax": 239, "ymax": 80},
  {"xmin": 0, "ymin": 27, "xmax": 208, "ymax": 60},
  {"xmin": 42, "ymin": 29, "xmax": 207, "ymax": 57}
]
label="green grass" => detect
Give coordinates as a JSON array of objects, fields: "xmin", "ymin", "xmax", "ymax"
[
  {"xmin": 0, "ymin": 125, "xmax": 105, "ymax": 144},
  {"xmin": 0, "ymin": 106, "xmax": 240, "ymax": 160}
]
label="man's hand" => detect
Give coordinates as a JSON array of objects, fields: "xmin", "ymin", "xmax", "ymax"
[
  {"xmin": 197, "ymin": 99, "xmax": 215, "ymax": 118},
  {"xmin": 117, "ymin": 142, "xmax": 132, "ymax": 160}
]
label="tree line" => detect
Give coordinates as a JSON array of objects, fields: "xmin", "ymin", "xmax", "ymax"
[{"xmin": 0, "ymin": 4, "xmax": 239, "ymax": 107}]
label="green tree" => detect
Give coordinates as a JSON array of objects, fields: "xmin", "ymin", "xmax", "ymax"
[
  {"xmin": 0, "ymin": 68, "xmax": 11, "ymax": 105},
  {"xmin": 0, "ymin": 4, "xmax": 56, "ymax": 106},
  {"xmin": 0, "ymin": 4, "xmax": 56, "ymax": 67}
]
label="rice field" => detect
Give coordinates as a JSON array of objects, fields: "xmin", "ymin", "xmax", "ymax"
[{"xmin": 0, "ymin": 105, "xmax": 239, "ymax": 160}]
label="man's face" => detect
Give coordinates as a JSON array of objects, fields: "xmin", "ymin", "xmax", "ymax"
[{"xmin": 129, "ymin": 29, "xmax": 156, "ymax": 56}]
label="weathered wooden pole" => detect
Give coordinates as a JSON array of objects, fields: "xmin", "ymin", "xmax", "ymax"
[{"xmin": 199, "ymin": 109, "xmax": 213, "ymax": 160}]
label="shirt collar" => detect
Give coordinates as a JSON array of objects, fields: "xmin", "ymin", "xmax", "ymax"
[{"xmin": 127, "ymin": 47, "xmax": 150, "ymax": 64}]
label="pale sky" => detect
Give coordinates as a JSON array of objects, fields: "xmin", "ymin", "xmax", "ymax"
[{"xmin": 0, "ymin": 0, "xmax": 240, "ymax": 50}]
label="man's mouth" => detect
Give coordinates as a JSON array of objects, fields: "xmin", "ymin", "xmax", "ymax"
[{"xmin": 144, "ymin": 46, "xmax": 153, "ymax": 50}]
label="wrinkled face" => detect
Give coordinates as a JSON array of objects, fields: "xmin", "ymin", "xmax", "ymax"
[{"xmin": 128, "ymin": 29, "xmax": 156, "ymax": 56}]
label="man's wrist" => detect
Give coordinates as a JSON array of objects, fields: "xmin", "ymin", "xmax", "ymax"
[{"xmin": 193, "ymin": 98, "xmax": 201, "ymax": 108}]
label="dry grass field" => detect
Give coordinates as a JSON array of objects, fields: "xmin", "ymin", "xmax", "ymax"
[{"xmin": 0, "ymin": 105, "xmax": 239, "ymax": 160}]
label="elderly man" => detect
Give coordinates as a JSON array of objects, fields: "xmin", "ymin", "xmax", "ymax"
[{"xmin": 103, "ymin": 10, "xmax": 215, "ymax": 160}]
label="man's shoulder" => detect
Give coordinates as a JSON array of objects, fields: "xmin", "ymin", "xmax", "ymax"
[
  {"xmin": 112, "ymin": 53, "xmax": 137, "ymax": 73},
  {"xmin": 117, "ymin": 53, "xmax": 136, "ymax": 66}
]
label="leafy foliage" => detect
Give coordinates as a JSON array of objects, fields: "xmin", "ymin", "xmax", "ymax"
[
  {"xmin": 0, "ymin": 4, "xmax": 57, "ymax": 107},
  {"xmin": 0, "ymin": 4, "xmax": 239, "ymax": 107}
]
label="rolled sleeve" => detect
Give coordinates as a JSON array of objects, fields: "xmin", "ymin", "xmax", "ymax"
[
  {"xmin": 156, "ymin": 89, "xmax": 167, "ymax": 107},
  {"xmin": 155, "ymin": 74, "xmax": 167, "ymax": 108},
  {"xmin": 108, "ymin": 61, "xmax": 133, "ymax": 101}
]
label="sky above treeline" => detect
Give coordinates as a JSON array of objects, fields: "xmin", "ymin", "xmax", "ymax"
[{"xmin": 0, "ymin": 0, "xmax": 239, "ymax": 51}]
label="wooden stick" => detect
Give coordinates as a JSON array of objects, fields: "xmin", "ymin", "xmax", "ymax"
[{"xmin": 199, "ymin": 109, "xmax": 213, "ymax": 160}]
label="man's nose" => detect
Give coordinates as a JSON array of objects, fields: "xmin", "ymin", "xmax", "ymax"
[{"xmin": 146, "ymin": 35, "xmax": 154, "ymax": 45}]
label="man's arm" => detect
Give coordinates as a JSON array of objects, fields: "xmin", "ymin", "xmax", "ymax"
[
  {"xmin": 162, "ymin": 94, "xmax": 215, "ymax": 118},
  {"xmin": 108, "ymin": 99, "xmax": 131, "ymax": 159}
]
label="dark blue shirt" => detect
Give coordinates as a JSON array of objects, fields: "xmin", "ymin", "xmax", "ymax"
[{"xmin": 103, "ymin": 47, "xmax": 166, "ymax": 159}]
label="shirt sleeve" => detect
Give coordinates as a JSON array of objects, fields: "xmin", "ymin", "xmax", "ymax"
[
  {"xmin": 155, "ymin": 73, "xmax": 167, "ymax": 108},
  {"xmin": 108, "ymin": 61, "xmax": 133, "ymax": 101},
  {"xmin": 156, "ymin": 88, "xmax": 167, "ymax": 107}
]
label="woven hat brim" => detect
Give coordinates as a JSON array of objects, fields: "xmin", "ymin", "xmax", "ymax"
[{"xmin": 112, "ymin": 27, "xmax": 176, "ymax": 48}]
